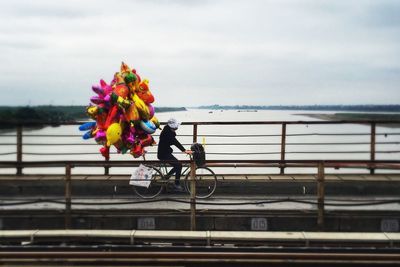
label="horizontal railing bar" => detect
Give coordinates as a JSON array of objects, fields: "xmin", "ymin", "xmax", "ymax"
[
  {"xmin": 9, "ymin": 141, "xmax": 400, "ymax": 146},
  {"xmin": 206, "ymin": 163, "xmax": 400, "ymax": 169},
  {"xmin": 188, "ymin": 120, "xmax": 400, "ymax": 125},
  {"xmin": 1, "ymin": 159, "xmax": 399, "ymax": 166},
  {"xmin": 173, "ymin": 133, "xmax": 400, "ymax": 137},
  {"xmin": 20, "ymin": 153, "xmax": 119, "ymax": 156},
  {"xmin": 15, "ymin": 143, "xmax": 103, "ymax": 146},
  {"xmin": 2, "ymin": 133, "xmax": 399, "ymax": 138},
  {"xmin": 0, "ymin": 164, "xmax": 398, "ymax": 170},
  {"xmin": 207, "ymin": 151, "xmax": 400, "ymax": 155},
  {"xmin": 16, "ymin": 150, "xmax": 400, "ymax": 156},
  {"xmin": 1, "ymin": 142, "xmax": 398, "ymax": 149},
  {"xmin": 22, "ymin": 134, "xmax": 83, "ymax": 138},
  {"xmin": 201, "ymin": 142, "xmax": 400, "ymax": 146},
  {"xmin": 3, "ymin": 120, "xmax": 400, "ymax": 126},
  {"xmin": 0, "ymin": 164, "xmax": 398, "ymax": 172},
  {"xmin": 0, "ymin": 152, "xmax": 16, "ymax": 156},
  {"xmin": 287, "ymin": 133, "xmax": 400, "ymax": 136},
  {"xmin": 201, "ymin": 133, "xmax": 400, "ymax": 137},
  {"xmin": 1, "ymin": 230, "xmax": 400, "ymax": 247},
  {"xmin": 2, "ymin": 140, "xmax": 400, "ymax": 147}
]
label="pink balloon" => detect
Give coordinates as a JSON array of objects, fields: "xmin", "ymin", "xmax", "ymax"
[
  {"xmin": 92, "ymin": 85, "xmax": 104, "ymax": 95},
  {"xmin": 90, "ymin": 96, "xmax": 104, "ymax": 104},
  {"xmin": 148, "ymin": 104, "xmax": 155, "ymax": 118}
]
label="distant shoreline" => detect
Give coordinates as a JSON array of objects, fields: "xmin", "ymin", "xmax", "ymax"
[
  {"xmin": 199, "ymin": 104, "xmax": 400, "ymax": 112},
  {"xmin": 296, "ymin": 113, "xmax": 400, "ymax": 128}
]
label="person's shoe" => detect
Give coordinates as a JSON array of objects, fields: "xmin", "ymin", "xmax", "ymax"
[{"xmin": 173, "ymin": 184, "xmax": 185, "ymax": 192}]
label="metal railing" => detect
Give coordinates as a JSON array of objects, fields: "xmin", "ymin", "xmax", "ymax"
[
  {"xmin": 1, "ymin": 159, "xmax": 400, "ymax": 231},
  {"xmin": 1, "ymin": 120, "xmax": 400, "ymax": 231},
  {"xmin": 0, "ymin": 120, "xmax": 399, "ymax": 175}
]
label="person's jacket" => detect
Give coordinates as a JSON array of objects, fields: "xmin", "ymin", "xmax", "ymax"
[{"xmin": 157, "ymin": 125, "xmax": 185, "ymax": 159}]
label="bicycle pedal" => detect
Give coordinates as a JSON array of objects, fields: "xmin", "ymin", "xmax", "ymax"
[{"xmin": 163, "ymin": 174, "xmax": 172, "ymax": 180}]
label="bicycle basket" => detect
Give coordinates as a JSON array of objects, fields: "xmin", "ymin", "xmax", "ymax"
[{"xmin": 191, "ymin": 143, "xmax": 206, "ymax": 167}]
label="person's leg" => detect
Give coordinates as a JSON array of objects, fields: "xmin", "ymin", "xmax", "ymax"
[
  {"xmin": 159, "ymin": 155, "xmax": 176, "ymax": 178},
  {"xmin": 163, "ymin": 154, "xmax": 182, "ymax": 185}
]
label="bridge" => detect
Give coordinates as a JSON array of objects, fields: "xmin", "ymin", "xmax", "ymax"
[{"xmin": 1, "ymin": 120, "xmax": 400, "ymax": 265}]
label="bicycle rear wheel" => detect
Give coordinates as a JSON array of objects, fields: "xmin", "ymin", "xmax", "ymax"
[
  {"xmin": 184, "ymin": 167, "xmax": 217, "ymax": 199},
  {"xmin": 133, "ymin": 166, "xmax": 164, "ymax": 199}
]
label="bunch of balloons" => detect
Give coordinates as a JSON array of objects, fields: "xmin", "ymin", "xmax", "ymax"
[{"xmin": 79, "ymin": 62, "xmax": 160, "ymax": 159}]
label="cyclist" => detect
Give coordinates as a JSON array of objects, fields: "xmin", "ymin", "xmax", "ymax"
[{"xmin": 157, "ymin": 118, "xmax": 193, "ymax": 192}]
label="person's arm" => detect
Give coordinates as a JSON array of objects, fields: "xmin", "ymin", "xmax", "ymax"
[
  {"xmin": 173, "ymin": 138, "xmax": 193, "ymax": 155},
  {"xmin": 173, "ymin": 137, "xmax": 186, "ymax": 152}
]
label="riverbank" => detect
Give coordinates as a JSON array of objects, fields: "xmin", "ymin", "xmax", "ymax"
[
  {"xmin": 296, "ymin": 113, "xmax": 400, "ymax": 128},
  {"xmin": 199, "ymin": 105, "xmax": 400, "ymax": 112}
]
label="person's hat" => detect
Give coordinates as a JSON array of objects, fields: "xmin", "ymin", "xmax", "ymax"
[{"xmin": 167, "ymin": 118, "xmax": 181, "ymax": 129}]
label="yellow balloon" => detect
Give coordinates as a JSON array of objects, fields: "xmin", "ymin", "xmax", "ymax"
[
  {"xmin": 132, "ymin": 93, "xmax": 150, "ymax": 120},
  {"xmin": 106, "ymin": 123, "xmax": 122, "ymax": 146},
  {"xmin": 150, "ymin": 116, "xmax": 161, "ymax": 129},
  {"xmin": 86, "ymin": 106, "xmax": 98, "ymax": 119}
]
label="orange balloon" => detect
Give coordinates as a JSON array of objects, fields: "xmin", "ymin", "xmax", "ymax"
[{"xmin": 114, "ymin": 84, "xmax": 129, "ymax": 98}]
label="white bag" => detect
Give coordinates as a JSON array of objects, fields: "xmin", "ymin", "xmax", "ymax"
[{"xmin": 129, "ymin": 164, "xmax": 153, "ymax": 188}]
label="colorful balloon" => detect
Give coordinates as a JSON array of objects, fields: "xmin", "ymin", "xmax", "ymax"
[
  {"xmin": 125, "ymin": 104, "xmax": 140, "ymax": 122},
  {"xmin": 114, "ymin": 84, "xmax": 130, "ymax": 98},
  {"xmin": 100, "ymin": 146, "xmax": 110, "ymax": 159},
  {"xmin": 139, "ymin": 134, "xmax": 155, "ymax": 147},
  {"xmin": 82, "ymin": 62, "xmax": 158, "ymax": 159},
  {"xmin": 79, "ymin": 121, "xmax": 96, "ymax": 131},
  {"xmin": 130, "ymin": 143, "xmax": 144, "ymax": 158},
  {"xmin": 92, "ymin": 84, "xmax": 104, "ymax": 95},
  {"xmin": 140, "ymin": 120, "xmax": 157, "ymax": 134},
  {"xmin": 150, "ymin": 116, "xmax": 161, "ymax": 129},
  {"xmin": 106, "ymin": 122, "xmax": 122, "ymax": 146},
  {"xmin": 148, "ymin": 104, "xmax": 155, "ymax": 118}
]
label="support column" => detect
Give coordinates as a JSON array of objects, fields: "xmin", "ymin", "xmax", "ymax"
[
  {"xmin": 16, "ymin": 125, "xmax": 23, "ymax": 175},
  {"xmin": 370, "ymin": 123, "xmax": 376, "ymax": 174},
  {"xmin": 317, "ymin": 162, "xmax": 325, "ymax": 231},
  {"xmin": 65, "ymin": 164, "xmax": 72, "ymax": 229},
  {"xmin": 190, "ymin": 124, "xmax": 198, "ymax": 231},
  {"xmin": 105, "ymin": 157, "xmax": 110, "ymax": 175},
  {"xmin": 280, "ymin": 123, "xmax": 286, "ymax": 174}
]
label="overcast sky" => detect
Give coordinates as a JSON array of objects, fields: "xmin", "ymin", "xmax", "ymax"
[{"xmin": 0, "ymin": 0, "xmax": 399, "ymax": 106}]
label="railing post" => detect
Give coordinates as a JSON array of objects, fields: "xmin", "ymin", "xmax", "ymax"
[
  {"xmin": 317, "ymin": 161, "xmax": 325, "ymax": 231},
  {"xmin": 370, "ymin": 122, "xmax": 376, "ymax": 174},
  {"xmin": 190, "ymin": 123, "xmax": 198, "ymax": 231},
  {"xmin": 65, "ymin": 164, "xmax": 72, "ymax": 229},
  {"xmin": 104, "ymin": 157, "xmax": 110, "ymax": 175},
  {"xmin": 16, "ymin": 125, "xmax": 23, "ymax": 175},
  {"xmin": 280, "ymin": 123, "xmax": 286, "ymax": 174}
]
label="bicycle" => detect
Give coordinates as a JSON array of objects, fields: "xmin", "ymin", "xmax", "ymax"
[{"xmin": 133, "ymin": 155, "xmax": 217, "ymax": 199}]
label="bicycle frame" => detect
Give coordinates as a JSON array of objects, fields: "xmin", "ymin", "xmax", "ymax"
[{"xmin": 158, "ymin": 163, "xmax": 191, "ymax": 178}]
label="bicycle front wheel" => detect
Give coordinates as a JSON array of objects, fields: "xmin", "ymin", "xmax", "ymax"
[
  {"xmin": 184, "ymin": 167, "xmax": 217, "ymax": 199},
  {"xmin": 133, "ymin": 166, "xmax": 164, "ymax": 199}
]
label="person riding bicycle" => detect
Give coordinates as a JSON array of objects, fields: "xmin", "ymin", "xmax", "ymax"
[{"xmin": 157, "ymin": 118, "xmax": 192, "ymax": 192}]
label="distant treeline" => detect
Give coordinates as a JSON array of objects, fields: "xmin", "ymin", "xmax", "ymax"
[
  {"xmin": 154, "ymin": 107, "xmax": 186, "ymax": 113},
  {"xmin": 0, "ymin": 105, "xmax": 186, "ymax": 126},
  {"xmin": 199, "ymin": 105, "xmax": 400, "ymax": 112},
  {"xmin": 0, "ymin": 106, "xmax": 81, "ymax": 126}
]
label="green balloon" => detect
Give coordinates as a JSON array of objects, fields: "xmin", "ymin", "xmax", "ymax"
[
  {"xmin": 110, "ymin": 92, "xmax": 119, "ymax": 104},
  {"xmin": 121, "ymin": 146, "xmax": 129, "ymax": 154},
  {"xmin": 124, "ymin": 73, "xmax": 137, "ymax": 84}
]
